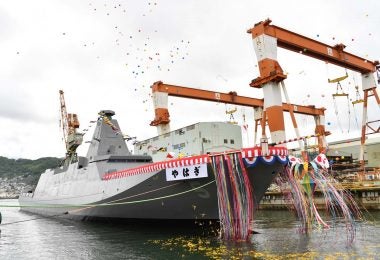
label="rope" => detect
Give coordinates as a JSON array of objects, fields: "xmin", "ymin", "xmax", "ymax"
[
  {"xmin": 269, "ymin": 134, "xmax": 320, "ymax": 146},
  {"xmin": 0, "ymin": 212, "xmax": 69, "ymax": 226},
  {"xmin": 351, "ymin": 76, "xmax": 361, "ymax": 130},
  {"xmin": 353, "ymin": 104, "xmax": 360, "ymax": 130},
  {"xmin": 347, "ymin": 86, "xmax": 351, "ymax": 133},
  {"xmin": 333, "ymin": 96, "xmax": 344, "ymax": 133}
]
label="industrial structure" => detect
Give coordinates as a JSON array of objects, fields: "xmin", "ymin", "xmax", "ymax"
[
  {"xmin": 247, "ymin": 19, "xmax": 380, "ymax": 168},
  {"xmin": 59, "ymin": 90, "xmax": 83, "ymax": 165},
  {"xmin": 149, "ymin": 81, "xmax": 327, "ymax": 153},
  {"xmin": 149, "ymin": 19, "xmax": 379, "ymax": 171}
]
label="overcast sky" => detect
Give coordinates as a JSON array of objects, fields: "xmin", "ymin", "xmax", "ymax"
[{"xmin": 0, "ymin": 0, "xmax": 379, "ymax": 159}]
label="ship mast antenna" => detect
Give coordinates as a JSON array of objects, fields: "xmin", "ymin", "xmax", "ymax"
[{"xmin": 59, "ymin": 90, "xmax": 83, "ymax": 165}]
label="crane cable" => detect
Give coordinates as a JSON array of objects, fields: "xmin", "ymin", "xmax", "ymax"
[
  {"xmin": 346, "ymin": 77, "xmax": 351, "ymax": 134},
  {"xmin": 333, "ymin": 87, "xmax": 351, "ymax": 134},
  {"xmin": 332, "ymin": 96, "xmax": 344, "ymax": 133},
  {"xmin": 241, "ymin": 108, "xmax": 249, "ymax": 144},
  {"xmin": 351, "ymin": 75, "xmax": 362, "ymax": 130},
  {"xmin": 327, "ymin": 66, "xmax": 351, "ymax": 133}
]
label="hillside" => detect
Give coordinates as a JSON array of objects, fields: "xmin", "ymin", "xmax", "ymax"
[{"xmin": 0, "ymin": 156, "xmax": 61, "ymax": 185}]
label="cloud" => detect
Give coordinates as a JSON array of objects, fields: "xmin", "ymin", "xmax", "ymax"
[{"xmin": 0, "ymin": 0, "xmax": 379, "ymax": 159}]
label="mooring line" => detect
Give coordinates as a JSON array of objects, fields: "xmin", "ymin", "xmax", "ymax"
[{"xmin": 0, "ymin": 212, "xmax": 69, "ymax": 226}]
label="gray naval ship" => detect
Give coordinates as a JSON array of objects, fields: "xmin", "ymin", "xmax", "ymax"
[{"xmin": 19, "ymin": 110, "xmax": 288, "ymax": 221}]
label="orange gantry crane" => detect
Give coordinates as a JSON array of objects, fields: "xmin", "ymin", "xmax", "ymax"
[
  {"xmin": 150, "ymin": 19, "xmax": 379, "ymax": 165},
  {"xmin": 247, "ymin": 19, "xmax": 379, "ymax": 167},
  {"xmin": 150, "ymin": 81, "xmax": 327, "ymax": 152}
]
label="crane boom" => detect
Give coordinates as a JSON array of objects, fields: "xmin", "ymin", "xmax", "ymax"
[
  {"xmin": 59, "ymin": 90, "xmax": 82, "ymax": 164},
  {"xmin": 151, "ymin": 81, "xmax": 325, "ymax": 120},
  {"xmin": 247, "ymin": 19, "xmax": 377, "ymax": 78},
  {"xmin": 59, "ymin": 90, "xmax": 69, "ymax": 146}
]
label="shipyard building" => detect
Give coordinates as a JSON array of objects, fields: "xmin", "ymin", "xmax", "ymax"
[{"xmin": 134, "ymin": 122, "xmax": 242, "ymax": 162}]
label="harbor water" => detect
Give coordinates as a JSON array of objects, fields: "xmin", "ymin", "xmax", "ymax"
[{"xmin": 1, "ymin": 199, "xmax": 379, "ymax": 259}]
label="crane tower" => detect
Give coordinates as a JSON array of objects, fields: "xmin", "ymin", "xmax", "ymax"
[{"xmin": 59, "ymin": 90, "xmax": 83, "ymax": 165}]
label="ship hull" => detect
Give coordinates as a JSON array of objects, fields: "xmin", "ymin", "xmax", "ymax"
[{"xmin": 19, "ymin": 161, "xmax": 285, "ymax": 221}]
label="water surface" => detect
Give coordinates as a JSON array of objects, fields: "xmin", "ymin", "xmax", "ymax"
[{"xmin": 1, "ymin": 199, "xmax": 379, "ymax": 259}]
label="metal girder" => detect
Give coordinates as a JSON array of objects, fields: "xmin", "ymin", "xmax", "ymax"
[
  {"xmin": 247, "ymin": 19, "xmax": 378, "ymax": 74},
  {"xmin": 152, "ymin": 81, "xmax": 325, "ymax": 116}
]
